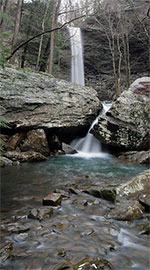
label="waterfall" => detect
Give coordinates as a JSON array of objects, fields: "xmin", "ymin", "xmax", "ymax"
[
  {"xmin": 69, "ymin": 26, "xmax": 111, "ymax": 157},
  {"xmin": 71, "ymin": 102, "xmax": 112, "ymax": 157},
  {"xmin": 68, "ymin": 27, "xmax": 85, "ymax": 86}
]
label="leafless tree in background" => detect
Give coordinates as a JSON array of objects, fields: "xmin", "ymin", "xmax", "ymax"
[{"xmin": 10, "ymin": 0, "xmax": 23, "ymax": 64}]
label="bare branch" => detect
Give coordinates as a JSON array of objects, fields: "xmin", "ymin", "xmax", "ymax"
[{"xmin": 6, "ymin": 14, "xmax": 86, "ymax": 61}]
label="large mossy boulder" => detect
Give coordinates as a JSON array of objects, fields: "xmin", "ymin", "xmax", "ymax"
[
  {"xmin": 91, "ymin": 77, "xmax": 150, "ymax": 151},
  {"xmin": 0, "ymin": 67, "xmax": 101, "ymax": 130}
]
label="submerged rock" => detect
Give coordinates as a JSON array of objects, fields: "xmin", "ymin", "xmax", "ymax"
[
  {"xmin": 0, "ymin": 241, "xmax": 13, "ymax": 263},
  {"xmin": 56, "ymin": 256, "xmax": 113, "ymax": 270},
  {"xmin": 91, "ymin": 77, "xmax": 150, "ymax": 151}
]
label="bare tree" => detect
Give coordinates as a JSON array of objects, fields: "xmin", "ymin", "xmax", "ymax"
[
  {"xmin": 36, "ymin": 0, "xmax": 50, "ymax": 70},
  {"xmin": 47, "ymin": 0, "xmax": 57, "ymax": 74},
  {"xmin": 0, "ymin": 0, "xmax": 11, "ymax": 32},
  {"xmin": 10, "ymin": 0, "xmax": 23, "ymax": 64}
]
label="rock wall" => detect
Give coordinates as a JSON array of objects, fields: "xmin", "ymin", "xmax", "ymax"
[
  {"xmin": 0, "ymin": 66, "xmax": 101, "ymax": 162},
  {"xmin": 91, "ymin": 77, "xmax": 150, "ymax": 151}
]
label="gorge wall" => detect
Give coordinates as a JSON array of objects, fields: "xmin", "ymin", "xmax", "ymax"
[{"xmin": 57, "ymin": 4, "xmax": 149, "ymax": 101}]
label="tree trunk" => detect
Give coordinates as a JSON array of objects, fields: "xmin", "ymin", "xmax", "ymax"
[
  {"xmin": 36, "ymin": 1, "xmax": 50, "ymax": 70},
  {"xmin": 47, "ymin": 0, "xmax": 57, "ymax": 74},
  {"xmin": 10, "ymin": 0, "xmax": 23, "ymax": 64},
  {"xmin": 0, "ymin": 0, "xmax": 11, "ymax": 32}
]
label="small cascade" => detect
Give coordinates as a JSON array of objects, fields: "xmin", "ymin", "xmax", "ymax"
[
  {"xmin": 68, "ymin": 27, "xmax": 85, "ymax": 86},
  {"xmin": 70, "ymin": 102, "xmax": 112, "ymax": 157}
]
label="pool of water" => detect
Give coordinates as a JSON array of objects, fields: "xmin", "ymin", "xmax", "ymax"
[{"xmin": 1, "ymin": 154, "xmax": 149, "ymax": 270}]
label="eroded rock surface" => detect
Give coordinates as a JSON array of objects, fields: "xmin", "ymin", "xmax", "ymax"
[
  {"xmin": 91, "ymin": 77, "xmax": 150, "ymax": 151},
  {"xmin": 0, "ymin": 67, "xmax": 101, "ymax": 129}
]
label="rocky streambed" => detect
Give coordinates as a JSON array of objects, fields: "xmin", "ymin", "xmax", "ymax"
[
  {"xmin": 1, "ymin": 155, "xmax": 150, "ymax": 270},
  {"xmin": 0, "ymin": 67, "xmax": 150, "ymax": 269}
]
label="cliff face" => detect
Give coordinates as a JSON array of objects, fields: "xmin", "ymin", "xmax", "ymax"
[
  {"xmin": 58, "ymin": 3, "xmax": 149, "ymax": 101},
  {"xmin": 91, "ymin": 77, "xmax": 150, "ymax": 151}
]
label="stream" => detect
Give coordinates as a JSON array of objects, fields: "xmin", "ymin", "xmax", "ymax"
[{"xmin": 1, "ymin": 154, "xmax": 149, "ymax": 270}]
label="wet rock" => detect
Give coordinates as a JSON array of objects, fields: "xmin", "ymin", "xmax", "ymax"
[
  {"xmin": 28, "ymin": 206, "xmax": 53, "ymax": 221},
  {"xmin": 4, "ymin": 150, "xmax": 47, "ymax": 162},
  {"xmin": 117, "ymin": 150, "xmax": 150, "ymax": 164},
  {"xmin": 75, "ymin": 257, "xmax": 113, "ymax": 270},
  {"xmin": 91, "ymin": 78, "xmax": 150, "ymax": 151},
  {"xmin": 138, "ymin": 223, "xmax": 150, "ymax": 235},
  {"xmin": 57, "ymin": 248, "xmax": 67, "ymax": 258},
  {"xmin": 0, "ymin": 223, "xmax": 30, "ymax": 234},
  {"xmin": 13, "ymin": 233, "xmax": 28, "ymax": 242},
  {"xmin": 0, "ymin": 156, "xmax": 13, "ymax": 167},
  {"xmin": 20, "ymin": 129, "xmax": 49, "ymax": 156},
  {"xmin": 84, "ymin": 187, "xmax": 116, "ymax": 203},
  {"xmin": 138, "ymin": 194, "xmax": 150, "ymax": 212},
  {"xmin": 62, "ymin": 142, "xmax": 77, "ymax": 154},
  {"xmin": 54, "ymin": 189, "xmax": 70, "ymax": 199},
  {"xmin": 43, "ymin": 193, "xmax": 62, "ymax": 206},
  {"xmin": 116, "ymin": 169, "xmax": 150, "ymax": 200},
  {"xmin": 107, "ymin": 199, "xmax": 144, "ymax": 221},
  {"xmin": 0, "ymin": 241, "xmax": 13, "ymax": 263},
  {"xmin": 57, "ymin": 256, "xmax": 113, "ymax": 270}
]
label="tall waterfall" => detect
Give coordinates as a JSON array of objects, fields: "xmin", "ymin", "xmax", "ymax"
[
  {"xmin": 68, "ymin": 27, "xmax": 85, "ymax": 86},
  {"xmin": 69, "ymin": 26, "xmax": 111, "ymax": 157}
]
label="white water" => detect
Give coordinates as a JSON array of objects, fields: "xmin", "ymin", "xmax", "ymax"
[
  {"xmin": 70, "ymin": 102, "xmax": 112, "ymax": 158},
  {"xmin": 68, "ymin": 26, "xmax": 112, "ymax": 158},
  {"xmin": 68, "ymin": 27, "xmax": 85, "ymax": 86}
]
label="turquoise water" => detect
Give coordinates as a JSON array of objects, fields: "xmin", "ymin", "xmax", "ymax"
[
  {"xmin": 1, "ymin": 154, "xmax": 148, "ymax": 214},
  {"xmin": 1, "ymin": 154, "xmax": 149, "ymax": 270}
]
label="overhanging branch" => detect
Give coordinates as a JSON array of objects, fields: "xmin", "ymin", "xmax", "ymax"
[{"xmin": 6, "ymin": 15, "xmax": 86, "ymax": 61}]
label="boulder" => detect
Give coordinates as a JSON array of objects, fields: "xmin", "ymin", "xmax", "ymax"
[
  {"xmin": 0, "ymin": 67, "xmax": 101, "ymax": 130},
  {"xmin": 62, "ymin": 142, "xmax": 77, "ymax": 154},
  {"xmin": 0, "ymin": 156, "xmax": 13, "ymax": 167},
  {"xmin": 117, "ymin": 150, "xmax": 150, "ymax": 164},
  {"xmin": 116, "ymin": 169, "xmax": 150, "ymax": 200},
  {"xmin": 4, "ymin": 150, "xmax": 47, "ymax": 162},
  {"xmin": 91, "ymin": 78, "xmax": 150, "ymax": 151},
  {"xmin": 20, "ymin": 129, "xmax": 49, "ymax": 156},
  {"xmin": 138, "ymin": 194, "xmax": 150, "ymax": 211},
  {"xmin": 5, "ymin": 133, "xmax": 25, "ymax": 151}
]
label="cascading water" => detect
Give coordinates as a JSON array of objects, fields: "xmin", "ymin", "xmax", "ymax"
[
  {"xmin": 69, "ymin": 26, "xmax": 112, "ymax": 157},
  {"xmin": 68, "ymin": 27, "xmax": 85, "ymax": 86},
  {"xmin": 70, "ymin": 102, "xmax": 112, "ymax": 157}
]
